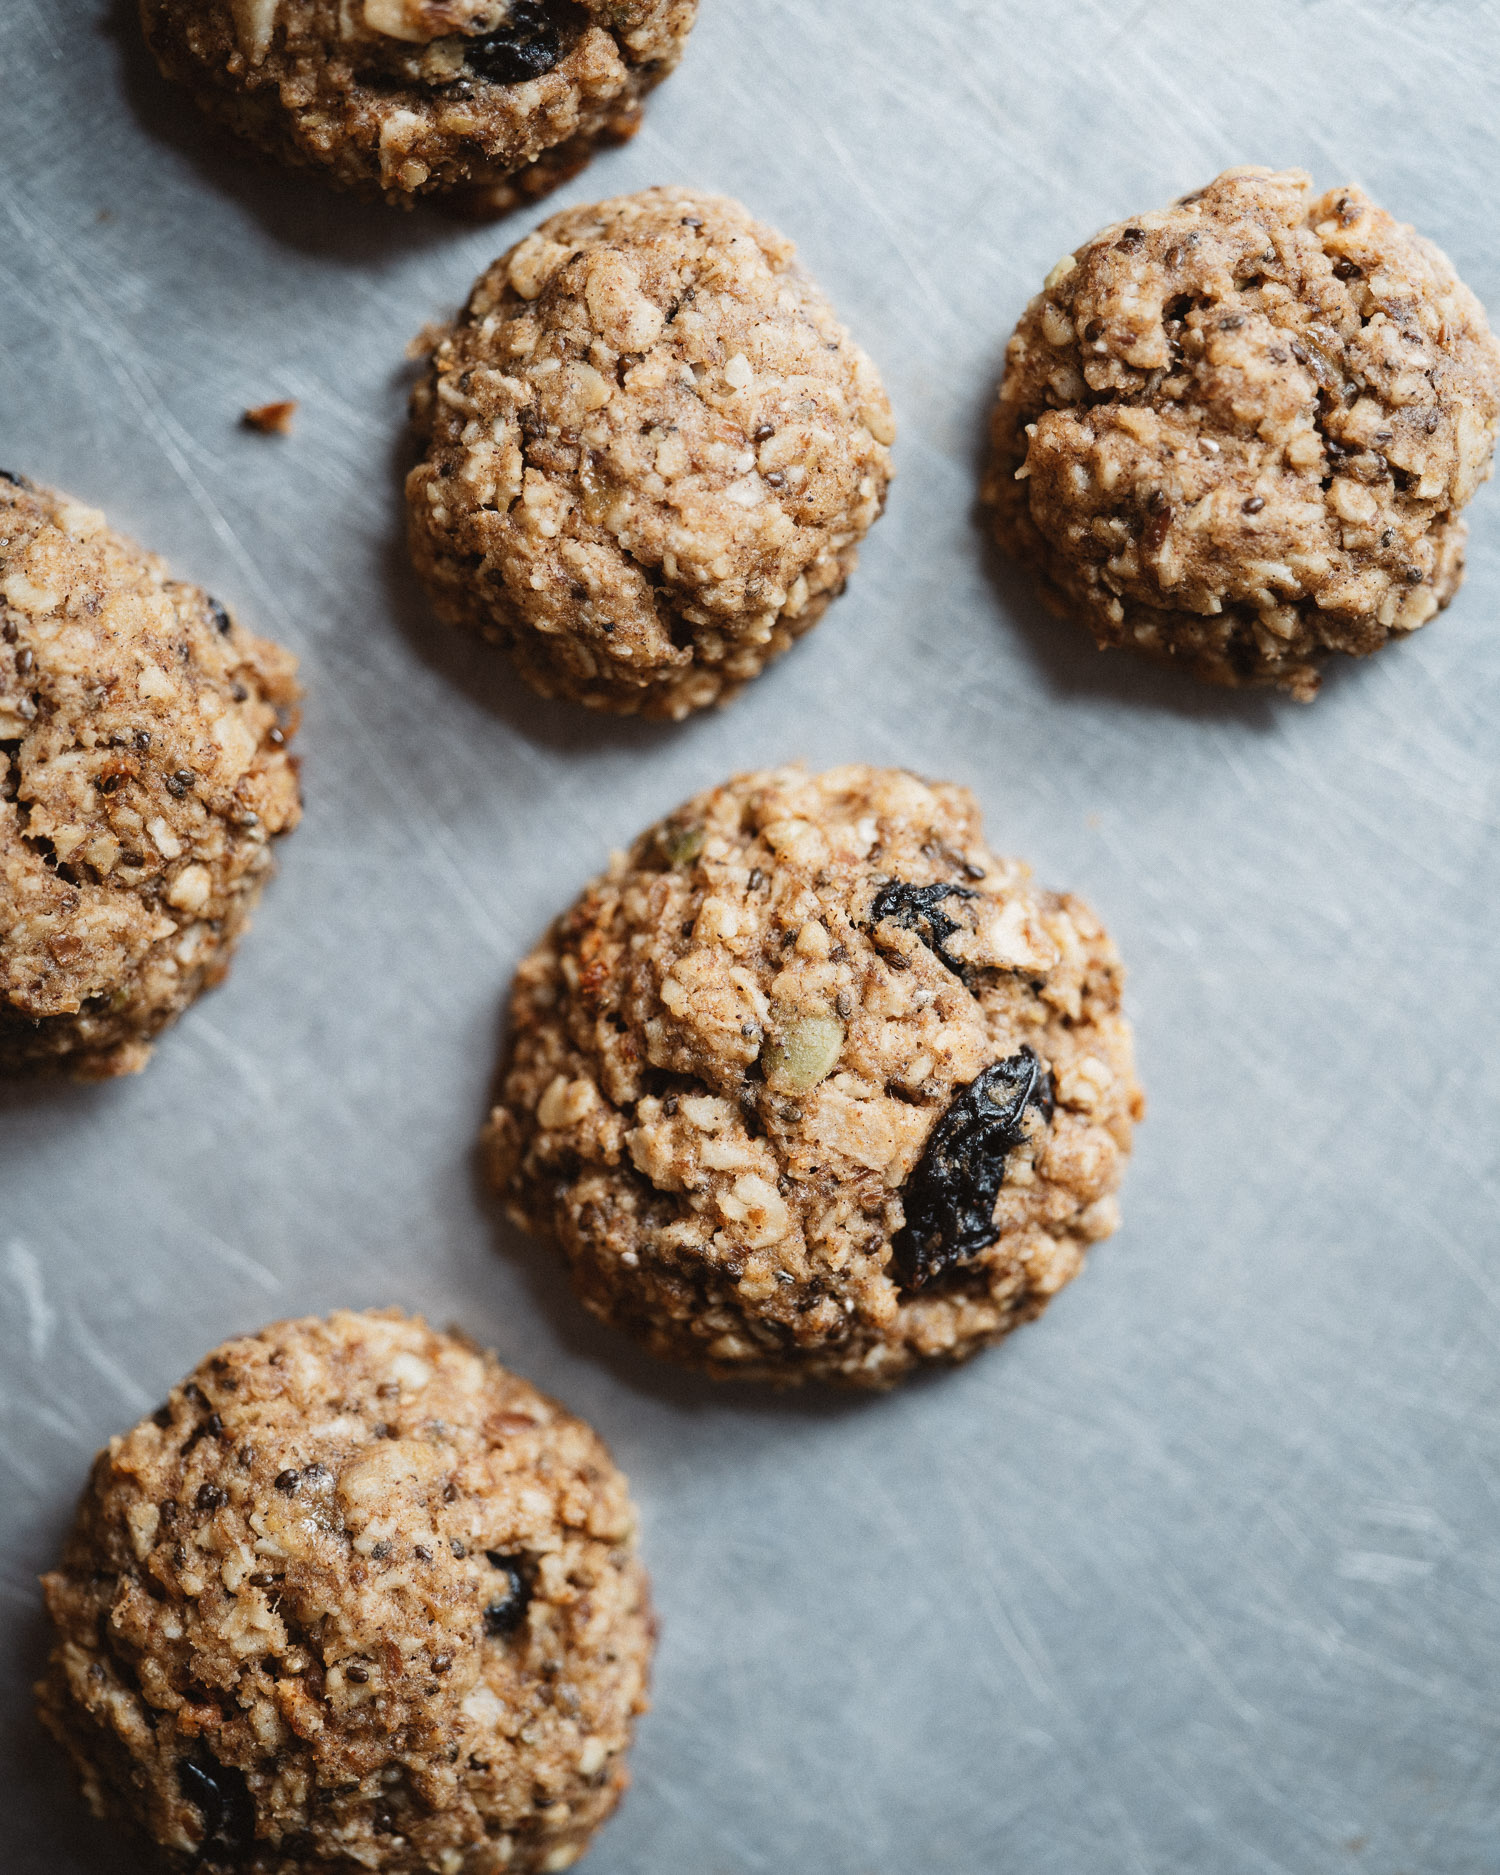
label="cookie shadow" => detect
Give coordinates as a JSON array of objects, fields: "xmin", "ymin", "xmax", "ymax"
[
  {"xmin": 0, "ymin": 1071, "xmax": 120, "ymax": 1121},
  {"xmin": 102, "ymin": 0, "xmax": 466, "ymax": 264},
  {"xmin": 378, "ymin": 401, "xmax": 688, "ymax": 757}
]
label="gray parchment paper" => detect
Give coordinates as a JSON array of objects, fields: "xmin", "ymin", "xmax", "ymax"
[{"xmin": 4, "ymin": 3, "xmax": 1500, "ymax": 1870}]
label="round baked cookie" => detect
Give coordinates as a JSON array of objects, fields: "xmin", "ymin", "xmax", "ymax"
[
  {"xmin": 983, "ymin": 166, "xmax": 1500, "ymax": 699},
  {"xmin": 483, "ymin": 766, "xmax": 1142, "ymax": 1387},
  {"xmin": 37, "ymin": 1309, "xmax": 653, "ymax": 1875},
  {"xmin": 138, "ymin": 0, "xmax": 699, "ymax": 210},
  {"xmin": 0, "ymin": 475, "xmax": 300, "ymax": 1079},
  {"xmin": 407, "ymin": 188, "xmax": 896, "ymax": 719}
]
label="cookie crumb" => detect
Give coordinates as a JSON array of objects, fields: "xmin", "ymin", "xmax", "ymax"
[{"xmin": 242, "ymin": 399, "xmax": 297, "ymax": 436}]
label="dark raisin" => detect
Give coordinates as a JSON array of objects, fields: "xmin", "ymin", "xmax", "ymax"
[
  {"xmin": 302, "ymin": 1462, "xmax": 329, "ymax": 1485},
  {"xmin": 195, "ymin": 1483, "xmax": 226, "ymax": 1513},
  {"xmin": 868, "ymin": 881, "xmax": 979, "ymax": 983},
  {"xmin": 178, "ymin": 1751, "xmax": 255, "ymax": 1855},
  {"xmin": 1116, "ymin": 227, "xmax": 1146, "ymax": 251},
  {"xmin": 207, "ymin": 598, "xmax": 232, "ymax": 636},
  {"xmin": 466, "ymin": 0, "xmax": 575, "ymax": 83},
  {"xmin": 97, "ymin": 772, "xmax": 123, "ymax": 794},
  {"xmin": 892, "ymin": 1049, "xmax": 1054, "ymax": 1291},
  {"xmin": 0, "ymin": 470, "xmax": 34, "ymax": 489},
  {"xmin": 346, "ymin": 1663, "xmax": 370, "ymax": 1684},
  {"xmin": 752, "ymin": 424, "xmax": 775, "ymax": 443},
  {"xmin": 433, "ymin": 1653, "xmax": 453, "ymax": 1674},
  {"xmin": 1218, "ymin": 314, "xmax": 1246, "ymax": 331},
  {"xmin": 414, "ymin": 1545, "xmax": 433, "ymax": 1562},
  {"xmin": 166, "ymin": 769, "xmax": 196, "ymax": 798},
  {"xmin": 134, "ymin": 729, "xmax": 151, "ymax": 751},
  {"xmin": 15, "ymin": 646, "xmax": 34, "ymax": 676},
  {"xmin": 274, "ymin": 1469, "xmax": 300, "ymax": 1494},
  {"xmin": 1404, "ymin": 565, "xmax": 1424, "ymax": 585},
  {"xmin": 443, "ymin": 1480, "xmax": 458, "ymax": 1503},
  {"xmin": 371, "ymin": 1540, "xmax": 394, "ymax": 1561},
  {"xmin": 450, "ymin": 1539, "xmax": 467, "ymax": 1558},
  {"xmin": 248, "ymin": 1573, "xmax": 277, "ymax": 1589},
  {"xmin": 765, "ymin": 470, "xmax": 786, "ymax": 489},
  {"xmin": 483, "ymin": 1554, "xmax": 532, "ymax": 1636},
  {"xmin": 1242, "ymin": 495, "xmax": 1265, "ymax": 514},
  {"xmin": 1332, "ymin": 258, "xmax": 1362, "ymax": 280},
  {"xmin": 152, "ymin": 1403, "xmax": 174, "ymax": 1428},
  {"xmin": 267, "ymin": 726, "xmax": 285, "ymax": 748}
]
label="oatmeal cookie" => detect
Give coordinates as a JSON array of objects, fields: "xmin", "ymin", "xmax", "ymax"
[
  {"xmin": 0, "ymin": 475, "xmax": 300, "ymax": 1079},
  {"xmin": 983, "ymin": 167, "xmax": 1500, "ymax": 698},
  {"xmin": 138, "ymin": 0, "xmax": 698, "ymax": 209},
  {"xmin": 484, "ymin": 766, "xmax": 1142, "ymax": 1387},
  {"xmin": 407, "ymin": 189, "xmax": 895, "ymax": 718},
  {"xmin": 37, "ymin": 1309, "xmax": 653, "ymax": 1875}
]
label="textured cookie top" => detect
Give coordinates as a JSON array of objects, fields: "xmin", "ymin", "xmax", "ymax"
[
  {"xmin": 408, "ymin": 188, "xmax": 894, "ymax": 717},
  {"xmin": 141, "ymin": 0, "xmax": 697, "ymax": 200},
  {"xmin": 0, "ymin": 478, "xmax": 298, "ymax": 1033},
  {"xmin": 487, "ymin": 766, "xmax": 1141, "ymax": 1385},
  {"xmin": 39, "ymin": 1310, "xmax": 650, "ymax": 1874},
  {"xmin": 986, "ymin": 167, "xmax": 1500, "ymax": 696}
]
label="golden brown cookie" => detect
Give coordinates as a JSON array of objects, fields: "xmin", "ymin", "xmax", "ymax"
[
  {"xmin": 407, "ymin": 189, "xmax": 895, "ymax": 719},
  {"xmin": 138, "ymin": 0, "xmax": 699, "ymax": 209},
  {"xmin": 484, "ymin": 766, "xmax": 1142, "ymax": 1387},
  {"xmin": 0, "ymin": 475, "xmax": 300, "ymax": 1079},
  {"xmin": 983, "ymin": 167, "xmax": 1500, "ymax": 698},
  {"xmin": 37, "ymin": 1309, "xmax": 654, "ymax": 1874}
]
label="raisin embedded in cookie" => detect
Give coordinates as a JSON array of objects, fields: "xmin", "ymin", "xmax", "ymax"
[
  {"xmin": 483, "ymin": 766, "xmax": 1142, "ymax": 1387},
  {"xmin": 37, "ymin": 1309, "xmax": 654, "ymax": 1875},
  {"xmin": 407, "ymin": 189, "xmax": 896, "ymax": 719},
  {"xmin": 983, "ymin": 167, "xmax": 1500, "ymax": 699},
  {"xmin": 0, "ymin": 476, "xmax": 300, "ymax": 1079},
  {"xmin": 137, "ymin": 0, "xmax": 699, "ymax": 209}
]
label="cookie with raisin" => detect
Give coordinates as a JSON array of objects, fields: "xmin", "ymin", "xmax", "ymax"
[
  {"xmin": 138, "ymin": 0, "xmax": 699, "ymax": 208},
  {"xmin": 484, "ymin": 765, "xmax": 1142, "ymax": 1387},
  {"xmin": 37, "ymin": 1309, "xmax": 653, "ymax": 1873}
]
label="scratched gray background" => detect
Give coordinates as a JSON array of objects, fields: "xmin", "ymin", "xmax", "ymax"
[{"xmin": 4, "ymin": 1, "xmax": 1500, "ymax": 1870}]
